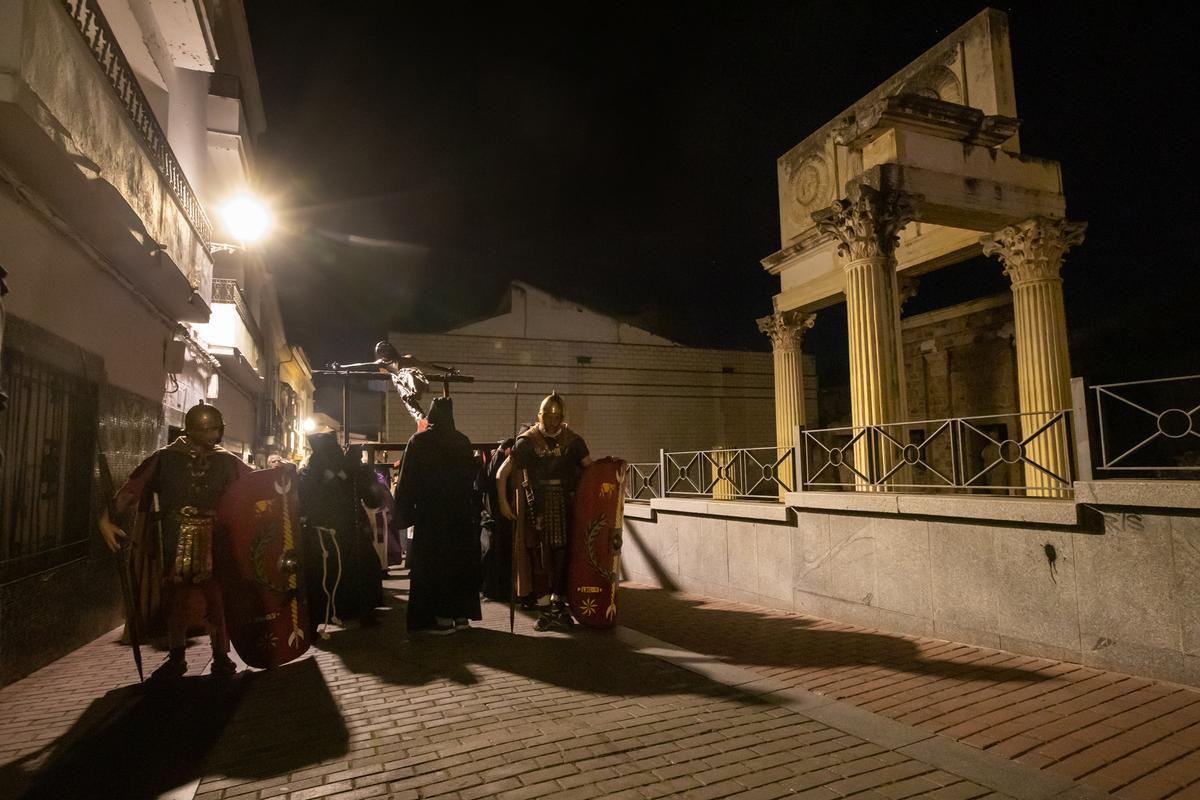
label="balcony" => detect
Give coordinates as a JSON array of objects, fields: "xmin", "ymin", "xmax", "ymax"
[
  {"xmin": 0, "ymin": 0, "xmax": 214, "ymax": 321},
  {"xmin": 195, "ymin": 278, "xmax": 264, "ymax": 394}
]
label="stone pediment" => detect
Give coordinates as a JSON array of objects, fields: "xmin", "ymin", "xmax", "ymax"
[
  {"xmin": 766, "ymin": 9, "xmax": 1071, "ymax": 314},
  {"xmin": 776, "ymin": 8, "xmax": 1023, "ymax": 249}
]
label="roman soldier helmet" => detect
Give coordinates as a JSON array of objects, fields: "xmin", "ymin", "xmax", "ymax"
[
  {"xmin": 538, "ymin": 392, "xmax": 565, "ymax": 424},
  {"xmin": 184, "ymin": 403, "xmax": 224, "ymax": 438}
]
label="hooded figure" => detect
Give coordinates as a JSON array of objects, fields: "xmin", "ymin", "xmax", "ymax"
[
  {"xmin": 394, "ymin": 397, "xmax": 482, "ymax": 633},
  {"xmin": 299, "ymin": 432, "xmax": 383, "ymax": 633}
]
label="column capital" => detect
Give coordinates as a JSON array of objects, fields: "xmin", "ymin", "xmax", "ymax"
[
  {"xmin": 757, "ymin": 310, "xmax": 816, "ymax": 350},
  {"xmin": 982, "ymin": 217, "xmax": 1087, "ymax": 286},
  {"xmin": 813, "ymin": 184, "xmax": 919, "ymax": 262}
]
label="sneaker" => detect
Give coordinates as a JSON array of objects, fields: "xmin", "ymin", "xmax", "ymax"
[
  {"xmin": 210, "ymin": 654, "xmax": 237, "ymax": 676},
  {"xmin": 454, "ymin": 618, "xmax": 470, "ymax": 630},
  {"xmin": 428, "ymin": 617, "xmax": 456, "ymax": 635},
  {"xmin": 533, "ymin": 612, "xmax": 554, "ymax": 632}
]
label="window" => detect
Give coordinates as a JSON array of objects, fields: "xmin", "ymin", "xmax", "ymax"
[{"xmin": 0, "ymin": 350, "xmax": 98, "ymax": 581}]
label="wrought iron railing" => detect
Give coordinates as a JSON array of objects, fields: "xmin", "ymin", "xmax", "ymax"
[
  {"xmin": 61, "ymin": 0, "xmax": 213, "ymax": 246},
  {"xmin": 1093, "ymin": 375, "xmax": 1200, "ymax": 472},
  {"xmin": 0, "ymin": 351, "xmax": 99, "ymax": 581},
  {"xmin": 801, "ymin": 410, "xmax": 1075, "ymax": 497},
  {"xmin": 664, "ymin": 447, "xmax": 795, "ymax": 500},
  {"xmin": 624, "ymin": 462, "xmax": 662, "ymax": 501},
  {"xmin": 212, "ymin": 278, "xmax": 264, "ymax": 354}
]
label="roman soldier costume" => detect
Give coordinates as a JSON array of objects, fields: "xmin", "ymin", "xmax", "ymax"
[
  {"xmin": 102, "ymin": 404, "xmax": 251, "ymax": 679},
  {"xmin": 510, "ymin": 393, "xmax": 590, "ymax": 631}
]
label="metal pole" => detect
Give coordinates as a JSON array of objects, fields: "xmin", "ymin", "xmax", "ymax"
[
  {"xmin": 341, "ymin": 375, "xmax": 350, "ymax": 447},
  {"xmin": 1070, "ymin": 377, "xmax": 1092, "ymax": 483}
]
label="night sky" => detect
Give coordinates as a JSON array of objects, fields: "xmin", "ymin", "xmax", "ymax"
[{"xmin": 244, "ymin": 2, "xmax": 1198, "ymax": 386}]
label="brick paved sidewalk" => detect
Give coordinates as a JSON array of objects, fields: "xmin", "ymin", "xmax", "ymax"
[
  {"xmin": 0, "ymin": 571, "xmax": 1183, "ymax": 799},
  {"xmin": 617, "ymin": 585, "xmax": 1200, "ymax": 800}
]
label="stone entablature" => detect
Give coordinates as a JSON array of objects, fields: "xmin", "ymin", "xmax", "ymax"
[
  {"xmin": 774, "ymin": 9, "xmax": 1020, "ymax": 249},
  {"xmin": 764, "ymin": 10, "xmax": 1069, "ymax": 316}
]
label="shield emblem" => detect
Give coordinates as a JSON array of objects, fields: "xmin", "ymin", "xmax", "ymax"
[{"xmin": 217, "ymin": 465, "xmax": 311, "ymax": 668}]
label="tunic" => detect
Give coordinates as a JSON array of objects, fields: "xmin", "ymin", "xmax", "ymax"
[{"xmin": 394, "ymin": 421, "xmax": 482, "ymax": 630}]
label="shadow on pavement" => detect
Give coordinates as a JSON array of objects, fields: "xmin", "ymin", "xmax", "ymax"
[
  {"xmin": 316, "ymin": 584, "xmax": 770, "ymax": 704},
  {"xmin": 618, "ymin": 585, "xmax": 1053, "ymax": 686},
  {"xmin": 0, "ymin": 658, "xmax": 348, "ymax": 800}
]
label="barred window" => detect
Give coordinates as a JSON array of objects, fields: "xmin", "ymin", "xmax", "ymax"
[{"xmin": 0, "ymin": 350, "xmax": 98, "ymax": 582}]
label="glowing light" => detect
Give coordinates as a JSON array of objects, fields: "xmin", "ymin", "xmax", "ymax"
[
  {"xmin": 219, "ymin": 194, "xmax": 272, "ymax": 244},
  {"xmin": 302, "ymin": 417, "xmax": 317, "ymax": 433}
]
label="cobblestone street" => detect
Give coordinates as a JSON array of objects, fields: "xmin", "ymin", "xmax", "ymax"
[{"xmin": 1, "ymin": 570, "xmax": 1197, "ymax": 800}]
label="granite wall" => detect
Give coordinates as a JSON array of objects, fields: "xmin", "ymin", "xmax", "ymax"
[{"xmin": 622, "ymin": 491, "xmax": 1200, "ymax": 688}]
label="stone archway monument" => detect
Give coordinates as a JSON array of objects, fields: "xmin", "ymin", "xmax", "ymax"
[{"xmin": 761, "ymin": 9, "xmax": 1083, "ymax": 494}]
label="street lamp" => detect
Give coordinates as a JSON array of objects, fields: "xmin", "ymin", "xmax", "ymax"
[{"xmin": 210, "ymin": 193, "xmax": 272, "ymax": 253}]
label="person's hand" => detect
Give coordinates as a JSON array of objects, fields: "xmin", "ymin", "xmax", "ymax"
[
  {"xmin": 498, "ymin": 500, "xmax": 516, "ymax": 522},
  {"xmin": 99, "ymin": 515, "xmax": 127, "ymax": 553}
]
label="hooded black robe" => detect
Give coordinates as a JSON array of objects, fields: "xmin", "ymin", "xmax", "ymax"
[{"xmin": 394, "ymin": 397, "xmax": 482, "ymax": 630}]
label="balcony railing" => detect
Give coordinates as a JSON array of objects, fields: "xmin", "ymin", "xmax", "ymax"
[
  {"xmin": 624, "ymin": 462, "xmax": 662, "ymax": 501},
  {"xmin": 61, "ymin": 0, "xmax": 213, "ymax": 246},
  {"xmin": 1093, "ymin": 375, "xmax": 1200, "ymax": 472},
  {"xmin": 212, "ymin": 278, "xmax": 264, "ymax": 354},
  {"xmin": 664, "ymin": 447, "xmax": 795, "ymax": 500},
  {"xmin": 801, "ymin": 410, "xmax": 1075, "ymax": 497}
]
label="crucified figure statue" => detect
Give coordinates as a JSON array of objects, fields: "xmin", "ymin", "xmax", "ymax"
[{"xmin": 373, "ymin": 341, "xmax": 460, "ymax": 423}]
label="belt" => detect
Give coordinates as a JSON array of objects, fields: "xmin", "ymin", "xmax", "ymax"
[{"xmin": 167, "ymin": 506, "xmax": 217, "ymax": 519}]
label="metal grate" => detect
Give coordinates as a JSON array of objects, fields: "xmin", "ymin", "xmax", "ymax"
[
  {"xmin": 801, "ymin": 411, "xmax": 1074, "ymax": 497},
  {"xmin": 0, "ymin": 351, "xmax": 99, "ymax": 577},
  {"xmin": 623, "ymin": 463, "xmax": 662, "ymax": 500},
  {"xmin": 1093, "ymin": 375, "xmax": 1200, "ymax": 472},
  {"xmin": 664, "ymin": 447, "xmax": 794, "ymax": 500}
]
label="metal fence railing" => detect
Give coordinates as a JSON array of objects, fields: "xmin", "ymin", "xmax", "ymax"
[
  {"xmin": 664, "ymin": 447, "xmax": 795, "ymax": 500},
  {"xmin": 61, "ymin": 0, "xmax": 213, "ymax": 246},
  {"xmin": 800, "ymin": 410, "xmax": 1075, "ymax": 497},
  {"xmin": 212, "ymin": 278, "xmax": 265, "ymax": 355},
  {"xmin": 624, "ymin": 462, "xmax": 662, "ymax": 501},
  {"xmin": 1092, "ymin": 375, "xmax": 1200, "ymax": 473}
]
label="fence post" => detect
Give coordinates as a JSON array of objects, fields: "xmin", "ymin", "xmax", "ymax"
[
  {"xmin": 1070, "ymin": 377, "xmax": 1093, "ymax": 483},
  {"xmin": 658, "ymin": 448, "xmax": 666, "ymax": 499},
  {"xmin": 793, "ymin": 424, "xmax": 804, "ymax": 493}
]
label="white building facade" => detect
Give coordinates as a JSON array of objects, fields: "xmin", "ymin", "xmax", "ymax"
[
  {"xmin": 0, "ymin": 0, "xmax": 308, "ymax": 684},
  {"xmin": 382, "ymin": 282, "xmax": 817, "ymax": 463}
]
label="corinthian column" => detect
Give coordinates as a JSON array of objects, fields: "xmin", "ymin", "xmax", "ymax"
[
  {"xmin": 982, "ymin": 217, "xmax": 1086, "ymax": 495},
  {"xmin": 815, "ymin": 185, "xmax": 918, "ymax": 486},
  {"xmin": 758, "ymin": 310, "xmax": 816, "ymax": 495}
]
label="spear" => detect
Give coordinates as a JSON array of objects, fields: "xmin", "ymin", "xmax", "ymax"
[
  {"xmin": 509, "ymin": 382, "xmax": 518, "ymax": 634},
  {"xmin": 97, "ymin": 452, "xmax": 144, "ymax": 682}
]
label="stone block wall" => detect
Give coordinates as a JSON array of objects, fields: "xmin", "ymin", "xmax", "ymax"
[
  {"xmin": 902, "ymin": 294, "xmax": 1019, "ymax": 422},
  {"xmin": 622, "ymin": 490, "xmax": 1200, "ymax": 687},
  {"xmin": 820, "ymin": 295, "xmax": 1018, "ymax": 429},
  {"xmin": 384, "ymin": 333, "xmax": 808, "ymax": 463}
]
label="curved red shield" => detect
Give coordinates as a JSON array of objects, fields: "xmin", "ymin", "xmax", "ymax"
[
  {"xmin": 567, "ymin": 458, "xmax": 627, "ymax": 628},
  {"xmin": 216, "ymin": 466, "xmax": 310, "ymax": 668}
]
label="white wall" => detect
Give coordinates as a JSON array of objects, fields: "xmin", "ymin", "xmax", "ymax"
[
  {"xmin": 384, "ymin": 332, "xmax": 781, "ymax": 463},
  {"xmin": 451, "ymin": 283, "xmax": 677, "ymax": 346}
]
